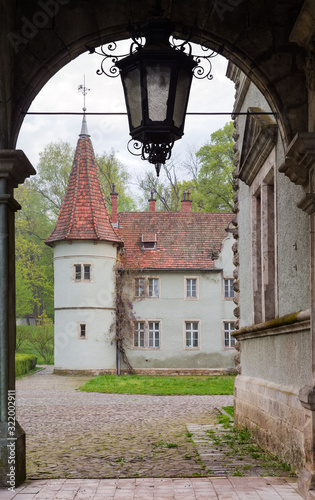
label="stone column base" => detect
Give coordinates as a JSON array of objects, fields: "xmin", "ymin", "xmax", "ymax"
[
  {"xmin": 0, "ymin": 421, "xmax": 25, "ymax": 488},
  {"xmin": 298, "ymin": 468, "xmax": 315, "ymax": 499}
]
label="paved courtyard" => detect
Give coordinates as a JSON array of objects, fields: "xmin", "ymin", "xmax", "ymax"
[
  {"xmin": 1, "ymin": 476, "xmax": 303, "ymax": 499},
  {"xmin": 16, "ymin": 367, "xmax": 233, "ymax": 479},
  {"xmin": 1, "ymin": 368, "xmax": 303, "ymax": 498}
]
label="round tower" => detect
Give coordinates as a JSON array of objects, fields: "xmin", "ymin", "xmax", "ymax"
[{"xmin": 45, "ymin": 115, "xmax": 122, "ymax": 373}]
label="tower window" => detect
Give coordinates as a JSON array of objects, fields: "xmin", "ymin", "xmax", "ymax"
[
  {"xmin": 79, "ymin": 323, "xmax": 87, "ymax": 339},
  {"xmin": 75, "ymin": 264, "xmax": 81, "ymax": 281},
  {"xmin": 73, "ymin": 264, "xmax": 92, "ymax": 282},
  {"xmin": 84, "ymin": 264, "xmax": 91, "ymax": 280}
]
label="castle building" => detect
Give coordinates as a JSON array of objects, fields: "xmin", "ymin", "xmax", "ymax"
[{"xmin": 46, "ymin": 116, "xmax": 236, "ymax": 374}]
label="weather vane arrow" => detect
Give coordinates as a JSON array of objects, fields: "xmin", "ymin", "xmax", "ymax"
[{"xmin": 78, "ymin": 75, "xmax": 90, "ymax": 112}]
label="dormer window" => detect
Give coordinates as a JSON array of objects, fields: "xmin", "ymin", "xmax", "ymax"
[
  {"xmin": 141, "ymin": 233, "xmax": 157, "ymax": 250},
  {"xmin": 143, "ymin": 241, "xmax": 156, "ymax": 249}
]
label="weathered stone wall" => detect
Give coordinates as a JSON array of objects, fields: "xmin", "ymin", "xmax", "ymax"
[
  {"xmin": 228, "ymin": 62, "xmax": 312, "ymax": 475},
  {"xmin": 235, "ymin": 375, "xmax": 305, "ymax": 472}
]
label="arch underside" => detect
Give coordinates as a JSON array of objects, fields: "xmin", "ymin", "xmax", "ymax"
[{"xmin": 0, "ymin": 0, "xmax": 307, "ymax": 150}]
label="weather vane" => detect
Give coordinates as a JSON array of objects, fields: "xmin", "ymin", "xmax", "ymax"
[{"xmin": 78, "ymin": 75, "xmax": 90, "ymax": 112}]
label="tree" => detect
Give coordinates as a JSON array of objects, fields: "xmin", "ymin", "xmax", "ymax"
[
  {"xmin": 136, "ymin": 122, "xmax": 235, "ymax": 213},
  {"xmin": 96, "ymin": 150, "xmax": 137, "ymax": 212},
  {"xmin": 15, "ymin": 180, "xmax": 55, "ymax": 319},
  {"xmin": 137, "ymin": 157, "xmax": 187, "ymax": 212},
  {"xmin": 35, "ymin": 140, "xmax": 75, "ymax": 219},
  {"xmin": 194, "ymin": 121, "xmax": 234, "ymax": 212}
]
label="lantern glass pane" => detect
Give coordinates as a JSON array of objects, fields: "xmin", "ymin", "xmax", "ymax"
[
  {"xmin": 147, "ymin": 65, "xmax": 171, "ymax": 122},
  {"xmin": 173, "ymin": 67, "xmax": 192, "ymax": 129},
  {"xmin": 123, "ymin": 67, "xmax": 142, "ymax": 129}
]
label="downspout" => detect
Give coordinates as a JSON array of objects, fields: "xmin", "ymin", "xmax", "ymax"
[{"xmin": 117, "ymin": 339, "xmax": 121, "ymax": 376}]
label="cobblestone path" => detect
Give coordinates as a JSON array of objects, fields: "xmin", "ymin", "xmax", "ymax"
[{"xmin": 16, "ymin": 368, "xmax": 233, "ymax": 479}]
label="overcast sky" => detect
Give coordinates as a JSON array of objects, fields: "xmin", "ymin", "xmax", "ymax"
[{"xmin": 17, "ymin": 41, "xmax": 235, "ymax": 192}]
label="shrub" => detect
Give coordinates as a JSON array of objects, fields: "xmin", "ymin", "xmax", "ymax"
[
  {"xmin": 16, "ymin": 325, "xmax": 30, "ymax": 350},
  {"xmin": 27, "ymin": 312, "xmax": 54, "ymax": 364},
  {"xmin": 15, "ymin": 353, "xmax": 37, "ymax": 377}
]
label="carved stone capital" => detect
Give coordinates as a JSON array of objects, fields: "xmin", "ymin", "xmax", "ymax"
[
  {"xmin": 299, "ymin": 384, "xmax": 315, "ymax": 410},
  {"xmin": 238, "ymin": 108, "xmax": 277, "ymax": 186},
  {"xmin": 298, "ymin": 193, "xmax": 315, "ymax": 214},
  {"xmin": 279, "ymin": 132, "xmax": 315, "ymax": 187},
  {"xmin": 0, "ymin": 150, "xmax": 36, "ymax": 190}
]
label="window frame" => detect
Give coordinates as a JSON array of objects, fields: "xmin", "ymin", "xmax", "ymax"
[
  {"xmin": 134, "ymin": 277, "xmax": 146, "ymax": 298},
  {"xmin": 184, "ymin": 320, "xmax": 201, "ymax": 350},
  {"xmin": 222, "ymin": 321, "xmax": 236, "ymax": 349},
  {"xmin": 134, "ymin": 276, "xmax": 160, "ymax": 299},
  {"xmin": 184, "ymin": 276, "xmax": 199, "ymax": 300},
  {"xmin": 133, "ymin": 320, "xmax": 161, "ymax": 349},
  {"xmin": 73, "ymin": 263, "xmax": 92, "ymax": 283},
  {"xmin": 134, "ymin": 321, "xmax": 145, "ymax": 347},
  {"xmin": 223, "ymin": 277, "xmax": 234, "ymax": 300},
  {"xmin": 78, "ymin": 322, "xmax": 88, "ymax": 340}
]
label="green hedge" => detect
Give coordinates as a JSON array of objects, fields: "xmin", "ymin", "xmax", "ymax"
[{"xmin": 15, "ymin": 353, "xmax": 37, "ymax": 377}]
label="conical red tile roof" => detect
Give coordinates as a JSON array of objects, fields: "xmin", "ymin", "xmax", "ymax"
[{"xmin": 45, "ymin": 119, "xmax": 122, "ymax": 247}]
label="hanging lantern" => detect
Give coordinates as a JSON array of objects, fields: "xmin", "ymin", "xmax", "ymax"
[
  {"xmin": 87, "ymin": 3, "xmax": 217, "ymax": 177},
  {"xmin": 115, "ymin": 18, "xmax": 197, "ymax": 176}
]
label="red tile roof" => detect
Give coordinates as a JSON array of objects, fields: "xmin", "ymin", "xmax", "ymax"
[
  {"xmin": 117, "ymin": 212, "xmax": 234, "ymax": 270},
  {"xmin": 45, "ymin": 127, "xmax": 122, "ymax": 247}
]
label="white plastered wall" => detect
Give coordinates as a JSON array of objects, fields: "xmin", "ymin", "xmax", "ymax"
[{"xmin": 53, "ymin": 240, "xmax": 117, "ymax": 370}]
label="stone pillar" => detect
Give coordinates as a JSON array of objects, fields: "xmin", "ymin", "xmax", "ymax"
[
  {"xmin": 280, "ymin": 133, "xmax": 315, "ymax": 498},
  {"xmin": 0, "ymin": 150, "xmax": 35, "ymax": 489}
]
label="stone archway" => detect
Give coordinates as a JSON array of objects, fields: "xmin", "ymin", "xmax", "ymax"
[
  {"xmin": 1, "ymin": 0, "xmax": 315, "ymax": 495},
  {"xmin": 0, "ymin": 0, "xmax": 308, "ymax": 150}
]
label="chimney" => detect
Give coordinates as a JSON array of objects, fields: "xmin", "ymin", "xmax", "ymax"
[
  {"xmin": 111, "ymin": 183, "xmax": 118, "ymax": 226},
  {"xmin": 181, "ymin": 190, "xmax": 192, "ymax": 212},
  {"xmin": 148, "ymin": 190, "xmax": 156, "ymax": 212}
]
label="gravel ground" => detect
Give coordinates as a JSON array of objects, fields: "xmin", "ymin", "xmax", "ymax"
[{"xmin": 16, "ymin": 367, "xmax": 233, "ymax": 479}]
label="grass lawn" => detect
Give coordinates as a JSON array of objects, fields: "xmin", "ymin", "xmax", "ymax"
[
  {"xmin": 222, "ymin": 405, "xmax": 235, "ymax": 418},
  {"xmin": 79, "ymin": 374, "xmax": 235, "ymax": 395},
  {"xmin": 16, "ymin": 341, "xmax": 54, "ymax": 365}
]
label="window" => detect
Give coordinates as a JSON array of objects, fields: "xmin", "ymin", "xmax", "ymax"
[
  {"xmin": 148, "ymin": 278, "xmax": 159, "ymax": 298},
  {"xmin": 148, "ymin": 322, "xmax": 160, "ymax": 347},
  {"xmin": 252, "ymin": 170, "xmax": 276, "ymax": 323},
  {"xmin": 79, "ymin": 323, "xmax": 87, "ymax": 339},
  {"xmin": 143, "ymin": 241, "xmax": 156, "ymax": 250},
  {"xmin": 75, "ymin": 264, "xmax": 81, "ymax": 281},
  {"xmin": 224, "ymin": 278, "xmax": 234, "ymax": 299},
  {"xmin": 84, "ymin": 264, "xmax": 91, "ymax": 280},
  {"xmin": 224, "ymin": 322, "xmax": 236, "ymax": 348},
  {"xmin": 134, "ymin": 277, "xmax": 160, "ymax": 298},
  {"xmin": 185, "ymin": 277, "xmax": 198, "ymax": 299},
  {"xmin": 135, "ymin": 278, "xmax": 145, "ymax": 297},
  {"xmin": 185, "ymin": 321, "xmax": 199, "ymax": 348},
  {"xmin": 133, "ymin": 320, "xmax": 161, "ymax": 348},
  {"xmin": 141, "ymin": 233, "xmax": 157, "ymax": 250},
  {"xmin": 74, "ymin": 264, "xmax": 91, "ymax": 282},
  {"xmin": 134, "ymin": 321, "xmax": 145, "ymax": 347}
]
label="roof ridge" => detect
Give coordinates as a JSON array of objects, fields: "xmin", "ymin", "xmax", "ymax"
[
  {"xmin": 85, "ymin": 139, "xmax": 100, "ymax": 240},
  {"xmin": 67, "ymin": 140, "xmax": 81, "ymax": 239}
]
